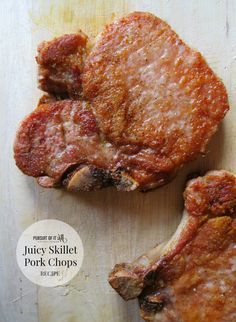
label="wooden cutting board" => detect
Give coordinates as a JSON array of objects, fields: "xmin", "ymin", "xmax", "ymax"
[{"xmin": 1, "ymin": 1, "xmax": 235, "ymax": 321}]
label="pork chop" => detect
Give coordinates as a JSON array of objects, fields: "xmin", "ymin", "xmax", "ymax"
[
  {"xmin": 109, "ymin": 170, "xmax": 236, "ymax": 322},
  {"xmin": 14, "ymin": 12, "xmax": 229, "ymax": 191}
]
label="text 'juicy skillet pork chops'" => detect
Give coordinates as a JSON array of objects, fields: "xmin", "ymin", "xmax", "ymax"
[
  {"xmin": 109, "ymin": 170, "xmax": 236, "ymax": 322},
  {"xmin": 14, "ymin": 12, "xmax": 229, "ymax": 191}
]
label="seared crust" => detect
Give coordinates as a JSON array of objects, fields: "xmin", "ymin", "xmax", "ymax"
[
  {"xmin": 109, "ymin": 171, "xmax": 236, "ymax": 322},
  {"xmin": 37, "ymin": 33, "xmax": 87, "ymax": 98},
  {"xmin": 83, "ymin": 12, "xmax": 229, "ymax": 179},
  {"xmin": 13, "ymin": 100, "xmax": 140, "ymax": 190},
  {"xmin": 13, "ymin": 100, "xmax": 112, "ymax": 184},
  {"xmin": 185, "ymin": 170, "xmax": 236, "ymax": 217},
  {"xmin": 14, "ymin": 12, "xmax": 229, "ymax": 191}
]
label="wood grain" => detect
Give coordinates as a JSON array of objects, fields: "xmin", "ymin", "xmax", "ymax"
[{"xmin": 0, "ymin": 1, "xmax": 235, "ymax": 321}]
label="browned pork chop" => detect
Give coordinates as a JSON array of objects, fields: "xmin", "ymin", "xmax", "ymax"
[
  {"xmin": 109, "ymin": 170, "xmax": 236, "ymax": 322},
  {"xmin": 14, "ymin": 99, "xmax": 117, "ymax": 189},
  {"xmin": 37, "ymin": 33, "xmax": 87, "ymax": 98},
  {"xmin": 14, "ymin": 12, "xmax": 229, "ymax": 191}
]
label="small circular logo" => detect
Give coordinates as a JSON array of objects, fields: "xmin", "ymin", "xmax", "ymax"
[{"xmin": 16, "ymin": 219, "xmax": 84, "ymax": 287}]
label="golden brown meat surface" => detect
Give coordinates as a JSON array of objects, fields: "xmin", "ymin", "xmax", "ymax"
[
  {"xmin": 37, "ymin": 33, "xmax": 87, "ymax": 98},
  {"xmin": 109, "ymin": 170, "xmax": 236, "ymax": 322},
  {"xmin": 14, "ymin": 100, "xmax": 118, "ymax": 189},
  {"xmin": 14, "ymin": 12, "xmax": 229, "ymax": 191}
]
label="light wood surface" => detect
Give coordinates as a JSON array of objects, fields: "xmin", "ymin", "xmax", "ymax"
[{"xmin": 1, "ymin": 1, "xmax": 235, "ymax": 321}]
